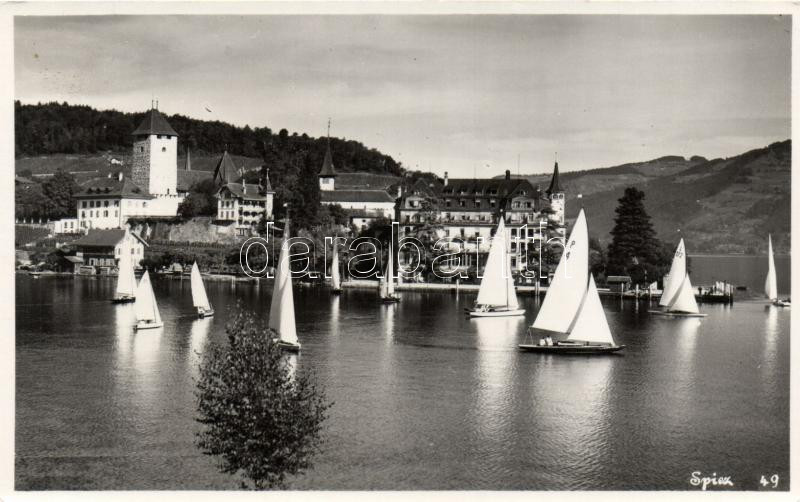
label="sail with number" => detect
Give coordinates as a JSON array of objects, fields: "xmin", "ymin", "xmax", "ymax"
[
  {"xmin": 667, "ymin": 274, "xmax": 700, "ymax": 314},
  {"xmin": 134, "ymin": 271, "xmax": 161, "ymax": 324},
  {"xmin": 475, "ymin": 218, "xmax": 519, "ymax": 309},
  {"xmin": 659, "ymin": 239, "xmax": 686, "ymax": 307},
  {"xmin": 765, "ymin": 234, "xmax": 778, "ymax": 301},
  {"xmin": 566, "ymin": 275, "xmax": 615, "ymax": 345},
  {"xmin": 190, "ymin": 262, "xmax": 211, "ymax": 310},
  {"xmin": 331, "ymin": 244, "xmax": 341, "ymax": 290},
  {"xmin": 269, "ymin": 236, "xmax": 298, "ymax": 345},
  {"xmin": 532, "ymin": 210, "xmax": 589, "ymax": 333},
  {"xmin": 115, "ymin": 251, "xmax": 136, "ymax": 299}
]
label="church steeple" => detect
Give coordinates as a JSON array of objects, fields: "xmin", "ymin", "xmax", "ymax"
[
  {"xmin": 319, "ymin": 118, "xmax": 337, "ymax": 191},
  {"xmin": 546, "ymin": 157, "xmax": 563, "ymax": 195},
  {"xmin": 546, "ymin": 154, "xmax": 565, "ymax": 229}
]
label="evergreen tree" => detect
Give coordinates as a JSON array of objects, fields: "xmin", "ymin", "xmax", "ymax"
[{"xmin": 606, "ymin": 187, "xmax": 667, "ymax": 285}]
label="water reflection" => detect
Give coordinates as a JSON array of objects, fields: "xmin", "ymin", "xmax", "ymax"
[
  {"xmin": 329, "ymin": 295, "xmax": 340, "ymax": 337},
  {"xmin": 763, "ymin": 306, "xmax": 780, "ymax": 390},
  {"xmin": 471, "ymin": 316, "xmax": 524, "ymax": 461},
  {"xmin": 189, "ymin": 318, "xmax": 212, "ymax": 375}
]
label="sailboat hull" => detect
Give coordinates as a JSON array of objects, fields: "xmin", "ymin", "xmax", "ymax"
[
  {"xmin": 772, "ymin": 300, "xmax": 791, "ymax": 308},
  {"xmin": 518, "ymin": 343, "xmax": 625, "ymax": 354},
  {"xmin": 380, "ymin": 296, "xmax": 400, "ymax": 304},
  {"xmin": 468, "ymin": 308, "xmax": 525, "ymax": 318},
  {"xmin": 648, "ymin": 309, "xmax": 707, "ymax": 318},
  {"xmin": 111, "ymin": 296, "xmax": 136, "ymax": 304},
  {"xmin": 275, "ymin": 340, "xmax": 301, "ymax": 352},
  {"xmin": 331, "ymin": 289, "xmax": 343, "ymax": 295},
  {"xmin": 134, "ymin": 321, "xmax": 164, "ymax": 331},
  {"xmin": 198, "ymin": 308, "xmax": 215, "ymax": 318}
]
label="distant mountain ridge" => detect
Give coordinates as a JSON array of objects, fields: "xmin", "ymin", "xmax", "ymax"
[{"xmin": 547, "ymin": 141, "xmax": 789, "ymax": 254}]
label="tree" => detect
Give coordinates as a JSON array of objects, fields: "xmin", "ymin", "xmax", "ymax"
[
  {"xmin": 41, "ymin": 169, "xmax": 79, "ymax": 219},
  {"xmin": 177, "ymin": 179, "xmax": 218, "ymax": 218},
  {"xmin": 606, "ymin": 187, "xmax": 669, "ymax": 284},
  {"xmin": 196, "ymin": 309, "xmax": 331, "ymax": 489}
]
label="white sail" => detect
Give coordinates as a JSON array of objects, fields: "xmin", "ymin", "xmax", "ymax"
[
  {"xmin": 667, "ymin": 274, "xmax": 700, "ymax": 314},
  {"xmin": 331, "ymin": 245, "xmax": 341, "ymax": 290},
  {"xmin": 190, "ymin": 262, "xmax": 211, "ymax": 310},
  {"xmin": 567, "ymin": 275, "xmax": 616, "ymax": 345},
  {"xmin": 532, "ymin": 209, "xmax": 589, "ymax": 333},
  {"xmin": 505, "ymin": 251, "xmax": 519, "ymax": 310},
  {"xmin": 379, "ymin": 269, "xmax": 388, "ymax": 298},
  {"xmin": 134, "ymin": 271, "xmax": 161, "ymax": 323},
  {"xmin": 476, "ymin": 218, "xmax": 516, "ymax": 307},
  {"xmin": 115, "ymin": 251, "xmax": 136, "ymax": 298},
  {"xmin": 386, "ymin": 250, "xmax": 395, "ymax": 296},
  {"xmin": 269, "ymin": 238, "xmax": 298, "ymax": 345},
  {"xmin": 659, "ymin": 238, "xmax": 686, "ymax": 307},
  {"xmin": 765, "ymin": 234, "xmax": 778, "ymax": 300}
]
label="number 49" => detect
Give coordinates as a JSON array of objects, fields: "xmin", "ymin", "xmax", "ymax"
[{"xmin": 760, "ymin": 474, "xmax": 779, "ymax": 488}]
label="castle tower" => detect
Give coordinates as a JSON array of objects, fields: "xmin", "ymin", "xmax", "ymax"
[
  {"xmin": 319, "ymin": 119, "xmax": 337, "ymax": 191},
  {"xmin": 546, "ymin": 158, "xmax": 565, "ymax": 226},
  {"xmin": 131, "ymin": 103, "xmax": 178, "ymax": 195}
]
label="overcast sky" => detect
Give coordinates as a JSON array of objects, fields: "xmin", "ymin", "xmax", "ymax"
[{"xmin": 15, "ymin": 15, "xmax": 791, "ymax": 177}]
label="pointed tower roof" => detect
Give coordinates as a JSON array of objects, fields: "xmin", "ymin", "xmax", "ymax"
[
  {"xmin": 132, "ymin": 107, "xmax": 178, "ymax": 137},
  {"xmin": 319, "ymin": 142, "xmax": 337, "ymax": 177},
  {"xmin": 262, "ymin": 167, "xmax": 274, "ymax": 193},
  {"xmin": 546, "ymin": 160, "xmax": 563, "ymax": 194},
  {"xmin": 213, "ymin": 150, "xmax": 240, "ymax": 185}
]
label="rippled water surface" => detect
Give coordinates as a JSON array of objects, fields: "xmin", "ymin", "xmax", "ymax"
[{"xmin": 15, "ymin": 273, "xmax": 789, "ymax": 490}]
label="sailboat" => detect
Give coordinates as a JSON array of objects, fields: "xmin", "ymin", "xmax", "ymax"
[
  {"xmin": 269, "ymin": 227, "xmax": 301, "ymax": 352},
  {"xmin": 649, "ymin": 238, "xmax": 706, "ymax": 317},
  {"xmin": 190, "ymin": 262, "xmax": 214, "ymax": 318},
  {"xmin": 379, "ymin": 248, "xmax": 400, "ymax": 303},
  {"xmin": 111, "ymin": 250, "xmax": 136, "ymax": 303},
  {"xmin": 519, "ymin": 209, "xmax": 624, "ymax": 354},
  {"xmin": 133, "ymin": 270, "xmax": 163, "ymax": 330},
  {"xmin": 331, "ymin": 244, "xmax": 343, "ymax": 295},
  {"xmin": 467, "ymin": 216, "xmax": 524, "ymax": 317},
  {"xmin": 765, "ymin": 235, "xmax": 790, "ymax": 307}
]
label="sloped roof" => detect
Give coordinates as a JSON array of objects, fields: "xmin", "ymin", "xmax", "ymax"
[
  {"xmin": 547, "ymin": 161, "xmax": 563, "ymax": 194},
  {"xmin": 132, "ymin": 108, "xmax": 178, "ymax": 137},
  {"xmin": 321, "ymin": 189, "xmax": 395, "ymax": 203},
  {"xmin": 76, "ymin": 177, "xmax": 152, "ymax": 200},
  {"xmin": 218, "ymin": 183, "xmax": 269, "ymax": 201},
  {"xmin": 72, "ymin": 229, "xmax": 126, "ymax": 248},
  {"xmin": 440, "ymin": 178, "xmax": 537, "ymax": 198},
  {"xmin": 213, "ymin": 151, "xmax": 241, "ymax": 185},
  {"xmin": 177, "ymin": 170, "xmax": 214, "ymax": 192},
  {"xmin": 319, "ymin": 142, "xmax": 336, "ymax": 177},
  {"xmin": 334, "ymin": 172, "xmax": 401, "ymax": 190}
]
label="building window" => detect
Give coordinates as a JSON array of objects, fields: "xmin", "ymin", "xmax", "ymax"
[
  {"xmin": 459, "ymin": 200, "xmax": 465, "ymax": 208},
  {"xmin": 81, "ymin": 211, "xmax": 85, "ymax": 218},
  {"xmin": 82, "ymin": 201, "xmax": 87, "ymax": 208},
  {"xmin": 103, "ymin": 210, "xmax": 108, "ymax": 217},
  {"xmin": 104, "ymin": 200, "xmax": 109, "ymax": 207},
  {"xmin": 162, "ymin": 147, "xmax": 166, "ymax": 152},
  {"xmin": 143, "ymin": 202, "xmax": 147, "ymax": 208},
  {"xmin": 140, "ymin": 147, "xmax": 144, "ymax": 153},
  {"xmin": 475, "ymin": 200, "xmax": 481, "ymax": 208}
]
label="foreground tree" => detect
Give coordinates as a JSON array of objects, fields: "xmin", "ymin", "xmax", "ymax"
[
  {"xmin": 606, "ymin": 187, "xmax": 669, "ymax": 285},
  {"xmin": 196, "ymin": 309, "xmax": 331, "ymax": 489},
  {"xmin": 41, "ymin": 169, "xmax": 79, "ymax": 219}
]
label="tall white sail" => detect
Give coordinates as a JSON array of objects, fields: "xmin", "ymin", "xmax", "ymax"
[
  {"xmin": 269, "ymin": 238, "xmax": 298, "ymax": 345},
  {"xmin": 476, "ymin": 218, "xmax": 516, "ymax": 307},
  {"xmin": 765, "ymin": 234, "xmax": 778, "ymax": 300},
  {"xmin": 532, "ymin": 210, "xmax": 589, "ymax": 333},
  {"xmin": 115, "ymin": 251, "xmax": 136, "ymax": 298},
  {"xmin": 190, "ymin": 262, "xmax": 211, "ymax": 310},
  {"xmin": 386, "ymin": 250, "xmax": 395, "ymax": 296},
  {"xmin": 668, "ymin": 274, "xmax": 700, "ymax": 314},
  {"xmin": 331, "ymin": 245, "xmax": 341, "ymax": 290},
  {"xmin": 134, "ymin": 271, "xmax": 161, "ymax": 323},
  {"xmin": 567, "ymin": 275, "xmax": 615, "ymax": 345},
  {"xmin": 659, "ymin": 238, "xmax": 686, "ymax": 307}
]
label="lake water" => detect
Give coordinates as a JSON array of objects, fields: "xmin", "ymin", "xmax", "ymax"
[
  {"xmin": 689, "ymin": 255, "xmax": 791, "ymax": 297},
  {"xmin": 15, "ymin": 259, "xmax": 790, "ymax": 490}
]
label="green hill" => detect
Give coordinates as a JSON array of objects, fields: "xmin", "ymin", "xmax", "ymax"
[{"xmin": 563, "ymin": 141, "xmax": 790, "ymax": 254}]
